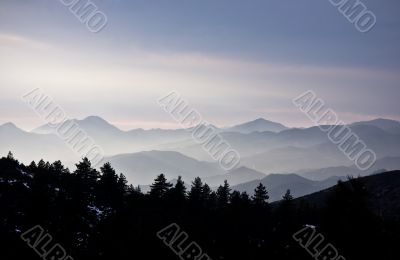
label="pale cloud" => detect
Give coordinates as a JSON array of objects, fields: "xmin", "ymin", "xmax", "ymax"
[
  {"xmin": 0, "ymin": 33, "xmax": 51, "ymax": 49},
  {"xmin": 136, "ymin": 50, "xmax": 399, "ymax": 80},
  {"xmin": 0, "ymin": 32, "xmax": 399, "ymax": 130}
]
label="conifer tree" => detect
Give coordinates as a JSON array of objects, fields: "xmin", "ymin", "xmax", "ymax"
[
  {"xmin": 252, "ymin": 183, "xmax": 269, "ymax": 206},
  {"xmin": 149, "ymin": 173, "xmax": 172, "ymax": 199},
  {"xmin": 168, "ymin": 176, "xmax": 187, "ymax": 203},
  {"xmin": 188, "ymin": 177, "xmax": 203, "ymax": 203},
  {"xmin": 98, "ymin": 163, "xmax": 121, "ymax": 206},
  {"xmin": 282, "ymin": 189, "xmax": 293, "ymax": 201},
  {"xmin": 74, "ymin": 158, "xmax": 99, "ymax": 202},
  {"xmin": 216, "ymin": 180, "xmax": 231, "ymax": 206},
  {"xmin": 202, "ymin": 183, "xmax": 212, "ymax": 201}
]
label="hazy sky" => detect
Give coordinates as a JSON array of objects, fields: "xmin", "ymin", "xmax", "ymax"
[{"xmin": 1, "ymin": 0, "xmax": 399, "ymax": 130}]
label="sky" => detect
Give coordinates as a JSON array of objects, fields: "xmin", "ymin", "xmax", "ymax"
[{"xmin": 0, "ymin": 0, "xmax": 399, "ymax": 130}]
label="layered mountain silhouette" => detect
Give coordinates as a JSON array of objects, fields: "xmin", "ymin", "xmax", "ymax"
[
  {"xmin": 297, "ymin": 156, "xmax": 400, "ymax": 180},
  {"xmin": 350, "ymin": 118, "xmax": 400, "ymax": 135},
  {"xmin": 295, "ymin": 170, "xmax": 400, "ymax": 217},
  {"xmin": 203, "ymin": 166, "xmax": 266, "ymax": 187},
  {"xmin": 1, "ymin": 116, "xmax": 399, "ymax": 188},
  {"xmin": 1, "ymin": 151, "xmax": 399, "ymax": 260},
  {"xmin": 101, "ymin": 150, "xmax": 225, "ymax": 184},
  {"xmin": 232, "ymin": 173, "xmax": 343, "ymax": 201},
  {"xmin": 225, "ymin": 118, "xmax": 288, "ymax": 133}
]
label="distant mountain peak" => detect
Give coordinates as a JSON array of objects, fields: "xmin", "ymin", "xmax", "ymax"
[
  {"xmin": 226, "ymin": 118, "xmax": 288, "ymax": 133},
  {"xmin": 353, "ymin": 118, "xmax": 400, "ymax": 125},
  {"xmin": 1, "ymin": 122, "xmax": 18, "ymax": 128},
  {"xmin": 32, "ymin": 115, "xmax": 122, "ymax": 134},
  {"xmin": 0, "ymin": 122, "xmax": 25, "ymax": 130},
  {"xmin": 81, "ymin": 115, "xmax": 109, "ymax": 123},
  {"xmin": 374, "ymin": 118, "xmax": 399, "ymax": 122},
  {"xmin": 0, "ymin": 122, "xmax": 25, "ymax": 133},
  {"xmin": 253, "ymin": 117, "xmax": 272, "ymax": 122},
  {"xmin": 351, "ymin": 118, "xmax": 400, "ymax": 134},
  {"xmin": 74, "ymin": 115, "xmax": 124, "ymax": 134},
  {"xmin": 227, "ymin": 166, "xmax": 266, "ymax": 178},
  {"xmin": 78, "ymin": 116, "xmax": 117, "ymax": 127}
]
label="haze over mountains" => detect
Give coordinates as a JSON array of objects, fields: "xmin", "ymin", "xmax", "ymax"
[
  {"xmin": 1, "ymin": 116, "xmax": 400, "ymax": 192},
  {"xmin": 295, "ymin": 170, "xmax": 400, "ymax": 218},
  {"xmin": 232, "ymin": 173, "xmax": 343, "ymax": 201},
  {"xmin": 101, "ymin": 150, "xmax": 226, "ymax": 185},
  {"xmin": 224, "ymin": 118, "xmax": 288, "ymax": 133}
]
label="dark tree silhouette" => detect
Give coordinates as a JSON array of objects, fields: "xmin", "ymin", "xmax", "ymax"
[
  {"xmin": 98, "ymin": 162, "xmax": 121, "ymax": 207},
  {"xmin": 6, "ymin": 151, "xmax": 14, "ymax": 160},
  {"xmin": 216, "ymin": 180, "xmax": 231, "ymax": 206},
  {"xmin": 282, "ymin": 189, "xmax": 293, "ymax": 201},
  {"xmin": 252, "ymin": 183, "xmax": 269, "ymax": 206},
  {"xmin": 149, "ymin": 173, "xmax": 172, "ymax": 199},
  {"xmin": 74, "ymin": 158, "xmax": 99, "ymax": 203},
  {"xmin": 167, "ymin": 176, "xmax": 187, "ymax": 204},
  {"xmin": 188, "ymin": 177, "xmax": 203, "ymax": 204},
  {"xmin": 0, "ymin": 153, "xmax": 399, "ymax": 260}
]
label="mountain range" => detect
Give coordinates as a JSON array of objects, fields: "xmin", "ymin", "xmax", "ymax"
[
  {"xmin": 224, "ymin": 118, "xmax": 288, "ymax": 133},
  {"xmin": 101, "ymin": 150, "xmax": 225, "ymax": 185},
  {"xmin": 294, "ymin": 170, "xmax": 400, "ymax": 218},
  {"xmin": 1, "ymin": 116, "xmax": 400, "ymax": 190},
  {"xmin": 232, "ymin": 173, "xmax": 343, "ymax": 201},
  {"xmin": 297, "ymin": 156, "xmax": 400, "ymax": 181}
]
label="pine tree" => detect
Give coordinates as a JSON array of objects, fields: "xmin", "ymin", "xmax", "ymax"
[
  {"xmin": 278, "ymin": 189, "xmax": 294, "ymax": 216},
  {"xmin": 216, "ymin": 180, "xmax": 231, "ymax": 206},
  {"xmin": 168, "ymin": 176, "xmax": 187, "ymax": 203},
  {"xmin": 100, "ymin": 163, "xmax": 119, "ymax": 185},
  {"xmin": 117, "ymin": 173, "xmax": 128, "ymax": 194},
  {"xmin": 7, "ymin": 151, "xmax": 14, "ymax": 160},
  {"xmin": 282, "ymin": 189, "xmax": 293, "ymax": 201},
  {"xmin": 37, "ymin": 159, "xmax": 48, "ymax": 170},
  {"xmin": 188, "ymin": 177, "xmax": 203, "ymax": 203},
  {"xmin": 149, "ymin": 174, "xmax": 172, "ymax": 199},
  {"xmin": 202, "ymin": 183, "xmax": 212, "ymax": 201},
  {"xmin": 33, "ymin": 159, "xmax": 51, "ymax": 186},
  {"xmin": 28, "ymin": 161, "xmax": 37, "ymax": 171},
  {"xmin": 50, "ymin": 160, "xmax": 68, "ymax": 174},
  {"xmin": 74, "ymin": 158, "xmax": 99, "ymax": 202},
  {"xmin": 252, "ymin": 183, "xmax": 269, "ymax": 206},
  {"xmin": 98, "ymin": 163, "xmax": 120, "ymax": 206},
  {"xmin": 75, "ymin": 158, "xmax": 99, "ymax": 183},
  {"xmin": 49, "ymin": 160, "xmax": 69, "ymax": 189}
]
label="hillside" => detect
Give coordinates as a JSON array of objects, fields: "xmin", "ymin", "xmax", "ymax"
[
  {"xmin": 295, "ymin": 170, "xmax": 400, "ymax": 217},
  {"xmin": 203, "ymin": 166, "xmax": 266, "ymax": 187},
  {"xmin": 225, "ymin": 118, "xmax": 288, "ymax": 133},
  {"xmin": 101, "ymin": 150, "xmax": 225, "ymax": 184},
  {"xmin": 232, "ymin": 173, "xmax": 342, "ymax": 201},
  {"xmin": 298, "ymin": 156, "xmax": 400, "ymax": 180}
]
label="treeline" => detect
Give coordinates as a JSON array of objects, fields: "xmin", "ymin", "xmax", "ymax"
[{"xmin": 0, "ymin": 152, "xmax": 399, "ymax": 260}]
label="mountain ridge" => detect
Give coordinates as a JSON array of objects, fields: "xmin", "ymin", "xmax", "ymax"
[
  {"xmin": 225, "ymin": 118, "xmax": 288, "ymax": 133},
  {"xmin": 232, "ymin": 172, "xmax": 343, "ymax": 201}
]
